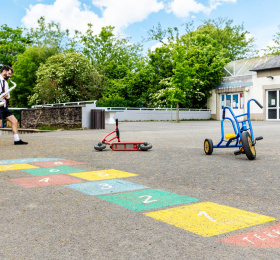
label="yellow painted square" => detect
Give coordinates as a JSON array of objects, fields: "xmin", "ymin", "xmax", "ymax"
[
  {"xmin": 144, "ymin": 202, "xmax": 276, "ymax": 237},
  {"xmin": 0, "ymin": 164, "xmax": 39, "ymax": 171},
  {"xmin": 70, "ymin": 169, "xmax": 138, "ymax": 181}
]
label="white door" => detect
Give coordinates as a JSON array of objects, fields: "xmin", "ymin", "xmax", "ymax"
[{"xmin": 220, "ymin": 93, "xmax": 244, "ymax": 120}]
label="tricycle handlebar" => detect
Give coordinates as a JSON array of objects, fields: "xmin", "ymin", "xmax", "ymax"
[{"xmin": 255, "ymin": 100, "xmax": 263, "ymax": 109}]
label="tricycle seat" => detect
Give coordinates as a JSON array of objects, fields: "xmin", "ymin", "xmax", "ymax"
[{"xmin": 225, "ymin": 134, "xmax": 237, "ymax": 139}]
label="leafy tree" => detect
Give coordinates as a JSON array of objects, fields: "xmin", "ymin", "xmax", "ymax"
[
  {"xmin": 28, "ymin": 53, "xmax": 102, "ymax": 105},
  {"xmin": 81, "ymin": 25, "xmax": 143, "ymax": 71},
  {"xmin": 263, "ymin": 25, "xmax": 280, "ymax": 55},
  {"xmin": 26, "ymin": 17, "xmax": 79, "ymax": 53},
  {"xmin": 188, "ymin": 18, "xmax": 257, "ymax": 61},
  {"xmin": 10, "ymin": 46, "xmax": 58, "ymax": 107},
  {"xmin": 0, "ymin": 25, "xmax": 31, "ymax": 65},
  {"xmin": 149, "ymin": 78, "xmax": 186, "ymax": 121},
  {"xmin": 146, "ymin": 18, "xmax": 254, "ymax": 108}
]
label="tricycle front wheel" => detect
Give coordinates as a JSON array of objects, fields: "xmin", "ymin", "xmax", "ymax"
[
  {"xmin": 241, "ymin": 131, "xmax": 256, "ymax": 160},
  {"xmin": 204, "ymin": 139, "xmax": 213, "ymax": 155}
]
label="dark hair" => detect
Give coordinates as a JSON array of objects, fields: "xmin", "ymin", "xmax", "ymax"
[{"xmin": 1, "ymin": 65, "xmax": 14, "ymax": 73}]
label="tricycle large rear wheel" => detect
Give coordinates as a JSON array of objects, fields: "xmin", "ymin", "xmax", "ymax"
[
  {"xmin": 204, "ymin": 139, "xmax": 213, "ymax": 155},
  {"xmin": 241, "ymin": 131, "xmax": 256, "ymax": 160}
]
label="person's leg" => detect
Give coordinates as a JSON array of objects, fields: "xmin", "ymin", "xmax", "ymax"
[
  {"xmin": 6, "ymin": 115, "xmax": 28, "ymax": 145},
  {"xmin": 6, "ymin": 115, "xmax": 18, "ymax": 134}
]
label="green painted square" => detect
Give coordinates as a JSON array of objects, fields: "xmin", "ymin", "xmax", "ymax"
[
  {"xmin": 98, "ymin": 189, "xmax": 199, "ymax": 211},
  {"xmin": 22, "ymin": 166, "xmax": 85, "ymax": 176}
]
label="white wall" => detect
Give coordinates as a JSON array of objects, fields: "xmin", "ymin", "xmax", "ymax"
[{"xmin": 82, "ymin": 105, "xmax": 211, "ymax": 128}]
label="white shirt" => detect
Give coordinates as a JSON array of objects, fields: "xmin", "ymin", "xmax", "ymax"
[{"xmin": 0, "ymin": 75, "xmax": 10, "ymax": 100}]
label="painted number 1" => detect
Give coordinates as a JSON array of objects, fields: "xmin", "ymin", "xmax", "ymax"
[
  {"xmin": 139, "ymin": 195, "xmax": 157, "ymax": 204},
  {"xmin": 197, "ymin": 211, "xmax": 217, "ymax": 222}
]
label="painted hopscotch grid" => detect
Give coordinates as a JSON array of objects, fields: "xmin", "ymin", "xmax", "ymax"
[
  {"xmin": 22, "ymin": 166, "xmax": 85, "ymax": 176},
  {"xmin": 66, "ymin": 179, "xmax": 149, "ymax": 196},
  {"xmin": 0, "ymin": 164, "xmax": 39, "ymax": 172},
  {"xmin": 3, "ymin": 157, "xmax": 278, "ymax": 244},
  {"xmin": 144, "ymin": 202, "xmax": 276, "ymax": 237},
  {"xmin": 98, "ymin": 189, "xmax": 200, "ymax": 212},
  {"xmin": 30, "ymin": 160, "xmax": 85, "ymax": 168},
  {"xmin": 220, "ymin": 222, "xmax": 280, "ymax": 248},
  {"xmin": 11, "ymin": 175, "xmax": 84, "ymax": 188},
  {"xmin": 70, "ymin": 169, "xmax": 138, "ymax": 181},
  {"xmin": 0, "ymin": 158, "xmax": 65, "ymax": 165}
]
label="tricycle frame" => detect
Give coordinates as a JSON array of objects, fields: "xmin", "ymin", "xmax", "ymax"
[{"xmin": 204, "ymin": 98, "xmax": 263, "ymax": 160}]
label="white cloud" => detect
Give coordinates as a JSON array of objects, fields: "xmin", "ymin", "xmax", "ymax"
[
  {"xmin": 92, "ymin": 0, "xmax": 164, "ymax": 28},
  {"xmin": 167, "ymin": 0, "xmax": 236, "ymax": 18},
  {"xmin": 22, "ymin": 0, "xmax": 164, "ymax": 35}
]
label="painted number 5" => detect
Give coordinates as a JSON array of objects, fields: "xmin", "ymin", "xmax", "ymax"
[{"xmin": 139, "ymin": 195, "xmax": 157, "ymax": 204}]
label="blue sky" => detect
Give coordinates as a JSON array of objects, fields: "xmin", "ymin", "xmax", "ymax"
[{"xmin": 2, "ymin": 0, "xmax": 280, "ymax": 55}]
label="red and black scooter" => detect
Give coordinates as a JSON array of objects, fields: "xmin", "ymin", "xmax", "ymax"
[{"xmin": 94, "ymin": 119, "xmax": 152, "ymax": 151}]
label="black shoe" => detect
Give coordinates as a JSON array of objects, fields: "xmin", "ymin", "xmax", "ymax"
[{"xmin": 14, "ymin": 140, "xmax": 28, "ymax": 145}]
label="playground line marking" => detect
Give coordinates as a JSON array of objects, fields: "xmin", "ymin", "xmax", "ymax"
[
  {"xmin": 0, "ymin": 164, "xmax": 39, "ymax": 171},
  {"xmin": 220, "ymin": 222, "xmax": 280, "ymax": 248},
  {"xmin": 144, "ymin": 202, "xmax": 276, "ymax": 237},
  {"xmin": 70, "ymin": 169, "xmax": 138, "ymax": 181}
]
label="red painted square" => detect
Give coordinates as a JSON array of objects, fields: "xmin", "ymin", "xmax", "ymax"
[
  {"xmin": 30, "ymin": 160, "xmax": 85, "ymax": 168},
  {"xmin": 11, "ymin": 175, "xmax": 84, "ymax": 188},
  {"xmin": 220, "ymin": 223, "xmax": 280, "ymax": 248}
]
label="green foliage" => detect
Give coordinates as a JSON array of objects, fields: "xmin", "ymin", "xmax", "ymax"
[
  {"xmin": 188, "ymin": 18, "xmax": 257, "ymax": 61},
  {"xmin": 146, "ymin": 18, "xmax": 253, "ymax": 108},
  {"xmin": 28, "ymin": 53, "xmax": 102, "ymax": 105},
  {"xmin": 26, "ymin": 17, "xmax": 79, "ymax": 53},
  {"xmin": 0, "ymin": 25, "xmax": 31, "ymax": 65},
  {"xmin": 96, "ymin": 94, "xmax": 128, "ymax": 107},
  {"xmin": 1, "ymin": 17, "xmax": 264, "ymax": 110},
  {"xmin": 10, "ymin": 46, "xmax": 58, "ymax": 107},
  {"xmin": 263, "ymin": 25, "xmax": 280, "ymax": 55}
]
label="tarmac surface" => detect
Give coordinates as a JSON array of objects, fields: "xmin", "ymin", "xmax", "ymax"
[{"xmin": 0, "ymin": 120, "xmax": 280, "ymax": 260}]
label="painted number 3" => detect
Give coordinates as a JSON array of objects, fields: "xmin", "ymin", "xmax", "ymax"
[
  {"xmin": 139, "ymin": 195, "xmax": 157, "ymax": 204},
  {"xmin": 99, "ymin": 183, "xmax": 112, "ymax": 189}
]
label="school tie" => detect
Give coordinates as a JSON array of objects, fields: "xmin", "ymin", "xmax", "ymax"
[{"xmin": 2, "ymin": 80, "xmax": 5, "ymax": 93}]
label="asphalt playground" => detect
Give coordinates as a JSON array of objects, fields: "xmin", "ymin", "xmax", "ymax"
[{"xmin": 0, "ymin": 120, "xmax": 280, "ymax": 259}]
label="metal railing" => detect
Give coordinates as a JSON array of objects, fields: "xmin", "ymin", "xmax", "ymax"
[
  {"xmin": 31, "ymin": 100, "xmax": 97, "ymax": 108},
  {"xmin": 103, "ymin": 107, "xmax": 211, "ymax": 112}
]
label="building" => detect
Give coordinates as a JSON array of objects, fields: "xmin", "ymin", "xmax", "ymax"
[{"xmin": 207, "ymin": 55, "xmax": 280, "ymax": 121}]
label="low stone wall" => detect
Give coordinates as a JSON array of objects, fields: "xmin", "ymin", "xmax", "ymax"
[{"xmin": 21, "ymin": 106, "xmax": 82, "ymax": 129}]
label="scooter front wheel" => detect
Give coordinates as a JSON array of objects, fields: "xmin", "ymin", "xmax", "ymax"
[
  {"xmin": 204, "ymin": 139, "xmax": 213, "ymax": 155},
  {"xmin": 241, "ymin": 131, "xmax": 256, "ymax": 160},
  {"xmin": 94, "ymin": 142, "xmax": 106, "ymax": 151}
]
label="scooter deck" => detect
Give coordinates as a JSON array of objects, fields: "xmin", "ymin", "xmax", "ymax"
[{"xmin": 111, "ymin": 142, "xmax": 144, "ymax": 151}]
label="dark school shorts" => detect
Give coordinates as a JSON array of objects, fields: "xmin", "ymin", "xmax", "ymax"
[{"xmin": 0, "ymin": 108, "xmax": 13, "ymax": 120}]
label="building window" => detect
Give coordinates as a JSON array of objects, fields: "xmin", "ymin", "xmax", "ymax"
[{"xmin": 267, "ymin": 90, "xmax": 279, "ymax": 120}]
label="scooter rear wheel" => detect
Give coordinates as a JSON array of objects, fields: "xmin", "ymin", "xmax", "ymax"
[
  {"xmin": 241, "ymin": 131, "xmax": 256, "ymax": 160},
  {"xmin": 204, "ymin": 139, "xmax": 213, "ymax": 155},
  {"xmin": 139, "ymin": 142, "xmax": 152, "ymax": 151}
]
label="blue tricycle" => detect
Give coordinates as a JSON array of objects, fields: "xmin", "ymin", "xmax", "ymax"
[{"xmin": 204, "ymin": 99, "xmax": 263, "ymax": 160}]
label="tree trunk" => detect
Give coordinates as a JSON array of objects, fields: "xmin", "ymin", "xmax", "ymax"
[{"xmin": 170, "ymin": 104, "xmax": 173, "ymax": 121}]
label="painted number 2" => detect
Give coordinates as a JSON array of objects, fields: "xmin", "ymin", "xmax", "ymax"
[{"xmin": 139, "ymin": 195, "xmax": 157, "ymax": 204}]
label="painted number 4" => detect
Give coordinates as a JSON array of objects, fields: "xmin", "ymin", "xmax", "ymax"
[{"xmin": 139, "ymin": 195, "xmax": 157, "ymax": 204}]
